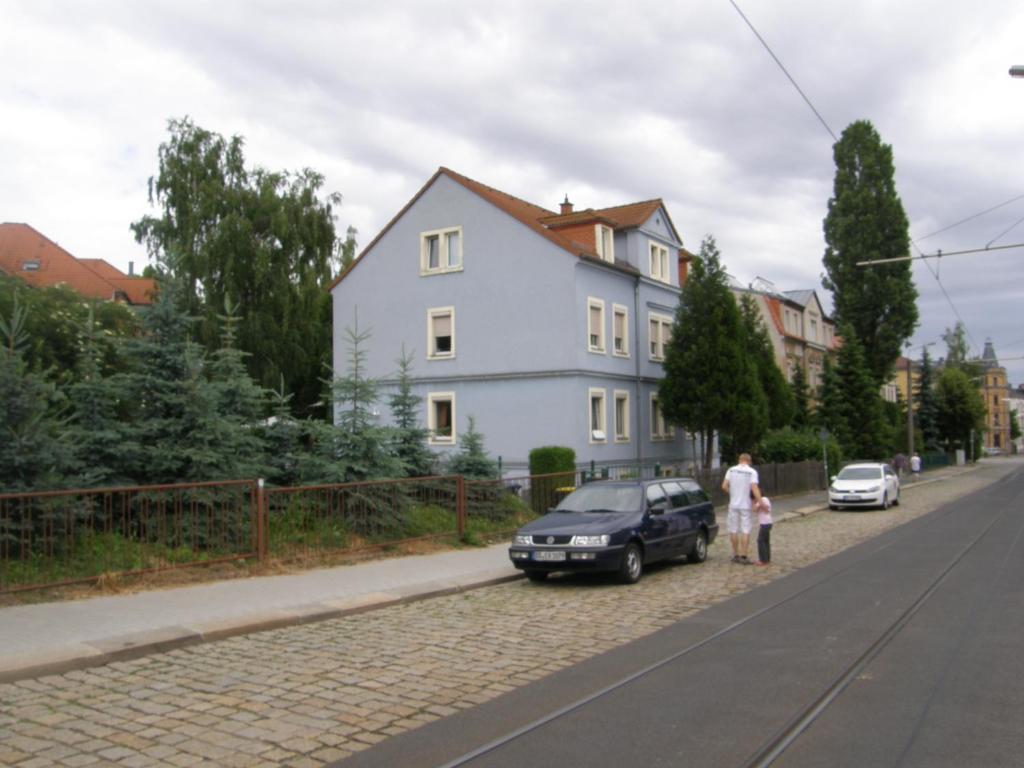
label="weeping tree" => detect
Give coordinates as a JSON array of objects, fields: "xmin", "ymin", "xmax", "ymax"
[{"xmin": 132, "ymin": 116, "xmax": 344, "ymax": 416}]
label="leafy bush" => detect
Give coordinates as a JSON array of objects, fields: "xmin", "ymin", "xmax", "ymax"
[{"xmin": 759, "ymin": 427, "xmax": 841, "ymax": 472}]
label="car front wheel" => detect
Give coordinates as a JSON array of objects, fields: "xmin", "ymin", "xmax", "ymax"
[
  {"xmin": 525, "ymin": 570, "xmax": 548, "ymax": 583},
  {"xmin": 688, "ymin": 530, "xmax": 708, "ymax": 564},
  {"xmin": 880, "ymin": 493, "xmax": 890, "ymax": 510},
  {"xmin": 618, "ymin": 542, "xmax": 643, "ymax": 584}
]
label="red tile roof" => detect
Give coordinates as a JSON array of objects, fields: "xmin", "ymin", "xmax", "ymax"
[
  {"xmin": 330, "ymin": 168, "xmax": 673, "ymax": 289},
  {"xmin": 0, "ymin": 223, "xmax": 155, "ymax": 305}
]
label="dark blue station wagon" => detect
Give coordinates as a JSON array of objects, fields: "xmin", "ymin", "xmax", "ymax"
[{"xmin": 508, "ymin": 478, "xmax": 718, "ymax": 584}]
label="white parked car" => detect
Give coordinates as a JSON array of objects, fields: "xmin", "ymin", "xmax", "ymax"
[{"xmin": 828, "ymin": 462, "xmax": 900, "ymax": 510}]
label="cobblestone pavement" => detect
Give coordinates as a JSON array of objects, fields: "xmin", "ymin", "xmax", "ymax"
[{"xmin": 0, "ymin": 463, "xmax": 1015, "ymax": 767}]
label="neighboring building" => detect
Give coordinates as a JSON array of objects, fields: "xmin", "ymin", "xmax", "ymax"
[
  {"xmin": 329, "ymin": 167, "xmax": 698, "ymax": 472},
  {"xmin": 1006, "ymin": 385, "xmax": 1024, "ymax": 454},
  {"xmin": 0, "ymin": 222, "xmax": 155, "ymax": 305},
  {"xmin": 976, "ymin": 340, "xmax": 1010, "ymax": 453},
  {"xmin": 732, "ymin": 278, "xmax": 837, "ymax": 393}
]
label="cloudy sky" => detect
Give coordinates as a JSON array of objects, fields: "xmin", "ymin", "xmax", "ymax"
[{"xmin": 4, "ymin": 0, "xmax": 1024, "ymax": 383}]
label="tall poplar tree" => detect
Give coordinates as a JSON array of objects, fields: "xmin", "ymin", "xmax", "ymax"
[
  {"xmin": 822, "ymin": 119, "xmax": 918, "ymax": 387},
  {"xmin": 660, "ymin": 236, "xmax": 764, "ymax": 468}
]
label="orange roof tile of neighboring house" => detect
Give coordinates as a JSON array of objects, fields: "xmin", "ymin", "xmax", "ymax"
[
  {"xmin": 0, "ymin": 223, "xmax": 155, "ymax": 305},
  {"xmin": 330, "ymin": 168, "xmax": 675, "ymax": 290}
]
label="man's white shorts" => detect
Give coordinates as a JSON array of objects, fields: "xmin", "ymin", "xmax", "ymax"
[{"xmin": 727, "ymin": 506, "xmax": 752, "ymax": 535}]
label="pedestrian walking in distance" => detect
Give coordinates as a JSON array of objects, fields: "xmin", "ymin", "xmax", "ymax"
[
  {"xmin": 755, "ymin": 496, "xmax": 773, "ymax": 566},
  {"xmin": 910, "ymin": 452, "xmax": 922, "ymax": 480},
  {"xmin": 721, "ymin": 453, "xmax": 761, "ymax": 565}
]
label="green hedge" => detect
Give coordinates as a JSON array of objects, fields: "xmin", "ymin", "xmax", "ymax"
[{"xmin": 529, "ymin": 446, "xmax": 576, "ymax": 476}]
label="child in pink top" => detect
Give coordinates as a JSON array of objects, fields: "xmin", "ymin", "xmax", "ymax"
[{"xmin": 755, "ymin": 497, "xmax": 773, "ymax": 566}]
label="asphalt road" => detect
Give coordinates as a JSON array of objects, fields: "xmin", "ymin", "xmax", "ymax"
[{"xmin": 340, "ymin": 462, "xmax": 1024, "ymax": 768}]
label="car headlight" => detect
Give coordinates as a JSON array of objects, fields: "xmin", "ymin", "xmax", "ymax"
[
  {"xmin": 864, "ymin": 485, "xmax": 880, "ymax": 493},
  {"xmin": 513, "ymin": 534, "xmax": 532, "ymax": 546},
  {"xmin": 570, "ymin": 534, "xmax": 610, "ymax": 547}
]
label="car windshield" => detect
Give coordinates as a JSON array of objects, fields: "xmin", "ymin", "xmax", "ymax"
[
  {"xmin": 837, "ymin": 466, "xmax": 883, "ymax": 481},
  {"xmin": 556, "ymin": 485, "xmax": 642, "ymax": 513}
]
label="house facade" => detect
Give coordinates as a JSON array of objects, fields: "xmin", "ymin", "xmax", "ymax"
[
  {"xmin": 0, "ymin": 222, "xmax": 155, "ymax": 305},
  {"xmin": 732, "ymin": 279, "xmax": 837, "ymax": 392},
  {"xmin": 329, "ymin": 168, "xmax": 697, "ymax": 472},
  {"xmin": 976, "ymin": 340, "xmax": 1010, "ymax": 453}
]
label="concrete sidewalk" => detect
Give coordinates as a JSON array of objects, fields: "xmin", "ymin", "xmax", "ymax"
[{"xmin": 0, "ymin": 471, "xmax": 966, "ymax": 684}]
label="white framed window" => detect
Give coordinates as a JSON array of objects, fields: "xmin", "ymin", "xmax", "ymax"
[
  {"xmin": 595, "ymin": 224, "xmax": 614, "ymax": 263},
  {"xmin": 650, "ymin": 394, "xmax": 674, "ymax": 441},
  {"xmin": 587, "ymin": 298, "xmax": 606, "ymax": 353},
  {"xmin": 648, "ymin": 312, "xmax": 672, "ymax": 361},
  {"xmin": 420, "ymin": 227, "xmax": 463, "ymax": 275},
  {"xmin": 589, "ymin": 388, "xmax": 607, "ymax": 443},
  {"xmin": 428, "ymin": 392, "xmax": 456, "ymax": 445},
  {"xmin": 614, "ymin": 390, "xmax": 630, "ymax": 443},
  {"xmin": 427, "ymin": 307, "xmax": 455, "ymax": 360},
  {"xmin": 649, "ymin": 241, "xmax": 670, "ymax": 284},
  {"xmin": 809, "ymin": 317, "xmax": 818, "ymax": 342},
  {"xmin": 612, "ymin": 304, "xmax": 629, "ymax": 357}
]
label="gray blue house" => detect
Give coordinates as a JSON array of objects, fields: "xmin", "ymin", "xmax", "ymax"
[{"xmin": 329, "ymin": 167, "xmax": 696, "ymax": 473}]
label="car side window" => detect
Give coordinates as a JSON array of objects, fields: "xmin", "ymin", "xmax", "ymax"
[
  {"xmin": 660, "ymin": 481, "xmax": 688, "ymax": 507},
  {"xmin": 646, "ymin": 484, "xmax": 669, "ymax": 508},
  {"xmin": 680, "ymin": 480, "xmax": 709, "ymax": 504}
]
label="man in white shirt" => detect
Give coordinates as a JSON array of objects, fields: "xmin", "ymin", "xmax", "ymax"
[{"xmin": 721, "ymin": 453, "xmax": 761, "ymax": 564}]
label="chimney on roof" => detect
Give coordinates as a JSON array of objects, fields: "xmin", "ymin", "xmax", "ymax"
[
  {"xmin": 560, "ymin": 195, "xmax": 573, "ymax": 215},
  {"xmin": 128, "ymin": 261, "xmax": 134, "ymax": 276}
]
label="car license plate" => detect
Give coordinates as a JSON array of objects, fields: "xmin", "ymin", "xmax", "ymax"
[
  {"xmin": 534, "ymin": 550, "xmax": 566, "ymax": 562},
  {"xmin": 843, "ymin": 495, "xmax": 861, "ymax": 502}
]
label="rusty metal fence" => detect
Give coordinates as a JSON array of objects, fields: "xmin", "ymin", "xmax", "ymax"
[
  {"xmin": 1, "ymin": 462, "xmax": 825, "ymax": 594},
  {"xmin": 0, "ymin": 479, "xmax": 259, "ymax": 594}
]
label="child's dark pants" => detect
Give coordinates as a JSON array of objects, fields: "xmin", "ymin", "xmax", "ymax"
[{"xmin": 757, "ymin": 523, "xmax": 772, "ymax": 563}]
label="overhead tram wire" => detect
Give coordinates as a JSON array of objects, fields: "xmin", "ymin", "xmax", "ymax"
[
  {"xmin": 726, "ymin": 0, "xmax": 999, "ymax": 360},
  {"xmin": 915, "ymin": 191, "xmax": 1024, "ymax": 242},
  {"xmin": 727, "ymin": 0, "xmax": 838, "ymax": 142}
]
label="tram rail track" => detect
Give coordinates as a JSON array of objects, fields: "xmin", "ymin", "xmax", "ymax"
[{"xmin": 437, "ymin": 467, "xmax": 1024, "ymax": 768}]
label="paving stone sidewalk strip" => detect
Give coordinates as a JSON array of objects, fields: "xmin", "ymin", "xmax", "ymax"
[{"xmin": 0, "ymin": 462, "xmax": 1006, "ymax": 767}]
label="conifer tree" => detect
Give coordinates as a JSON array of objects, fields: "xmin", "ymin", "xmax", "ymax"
[
  {"xmin": 116, "ymin": 284, "xmax": 226, "ymax": 483},
  {"xmin": 65, "ymin": 309, "xmax": 139, "ymax": 487},
  {"xmin": 915, "ymin": 347, "xmax": 940, "ymax": 452},
  {"xmin": 447, "ymin": 416, "xmax": 499, "ymax": 479},
  {"xmin": 318, "ymin": 314, "xmax": 406, "ymax": 482},
  {"xmin": 660, "ymin": 236, "xmax": 764, "ymax": 467},
  {"xmin": 814, "ymin": 355, "xmax": 846, "ymax": 449},
  {"xmin": 790, "ymin": 363, "xmax": 811, "ymax": 429},
  {"xmin": 204, "ymin": 298, "xmax": 269, "ymax": 478},
  {"xmin": 0, "ymin": 296, "xmax": 70, "ymax": 491},
  {"xmin": 739, "ymin": 294, "xmax": 794, "ymax": 430},
  {"xmin": 834, "ymin": 327, "xmax": 887, "ymax": 459},
  {"xmin": 388, "ymin": 347, "xmax": 435, "ymax": 477}
]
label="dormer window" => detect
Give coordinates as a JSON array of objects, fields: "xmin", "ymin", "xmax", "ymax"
[
  {"xmin": 649, "ymin": 241, "xmax": 670, "ymax": 284},
  {"xmin": 595, "ymin": 225, "xmax": 614, "ymax": 263}
]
